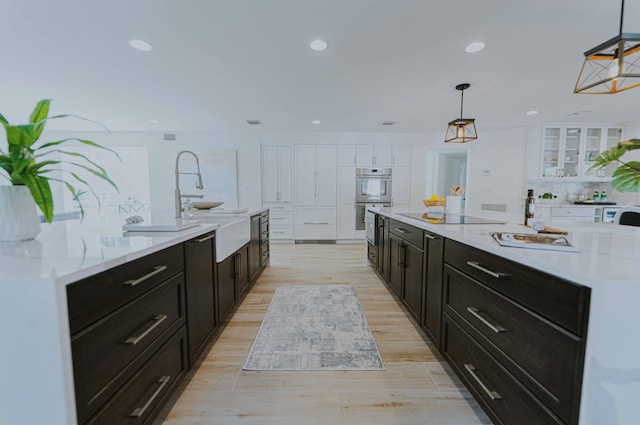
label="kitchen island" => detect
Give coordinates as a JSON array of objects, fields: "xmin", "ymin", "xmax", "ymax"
[
  {"xmin": 0, "ymin": 208, "xmax": 268, "ymax": 425},
  {"xmin": 369, "ymin": 207, "xmax": 640, "ymax": 425}
]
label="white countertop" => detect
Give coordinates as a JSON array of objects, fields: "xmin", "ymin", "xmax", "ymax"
[{"xmin": 371, "ymin": 207, "xmax": 640, "ymax": 286}]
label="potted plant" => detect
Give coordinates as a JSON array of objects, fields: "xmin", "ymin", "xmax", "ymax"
[
  {"xmin": 590, "ymin": 139, "xmax": 640, "ymax": 192},
  {"xmin": 0, "ymin": 99, "xmax": 118, "ymax": 241}
]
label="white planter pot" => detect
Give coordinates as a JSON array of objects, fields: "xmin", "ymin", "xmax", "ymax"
[{"xmin": 0, "ymin": 185, "xmax": 42, "ymax": 242}]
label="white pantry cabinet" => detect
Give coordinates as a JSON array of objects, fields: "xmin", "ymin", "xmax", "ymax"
[
  {"xmin": 392, "ymin": 166, "xmax": 411, "ymax": 207},
  {"xmin": 391, "ymin": 145, "xmax": 412, "ymax": 167},
  {"xmin": 337, "ymin": 166, "xmax": 357, "ymax": 239},
  {"xmin": 525, "ymin": 124, "xmax": 623, "ymax": 181},
  {"xmin": 356, "ymin": 144, "xmax": 392, "ymax": 167},
  {"xmin": 294, "ymin": 144, "xmax": 337, "ymax": 206},
  {"xmin": 262, "ymin": 145, "xmax": 293, "ymax": 202},
  {"xmin": 337, "ymin": 144, "xmax": 357, "ymax": 166}
]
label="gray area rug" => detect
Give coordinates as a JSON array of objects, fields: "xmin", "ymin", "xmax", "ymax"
[{"xmin": 242, "ymin": 285, "xmax": 385, "ymax": 371}]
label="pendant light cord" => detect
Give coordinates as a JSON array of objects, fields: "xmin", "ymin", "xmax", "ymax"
[
  {"xmin": 620, "ymin": 0, "xmax": 625, "ymax": 34},
  {"xmin": 460, "ymin": 89, "xmax": 464, "ymax": 119}
]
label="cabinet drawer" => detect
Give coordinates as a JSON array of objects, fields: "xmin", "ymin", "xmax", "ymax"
[
  {"xmin": 442, "ymin": 314, "xmax": 563, "ymax": 425},
  {"xmin": 270, "ymin": 212, "xmax": 292, "ymax": 225},
  {"xmin": 295, "ymin": 207, "xmax": 336, "ymax": 224},
  {"xmin": 295, "ymin": 223, "xmax": 337, "ymax": 240},
  {"xmin": 389, "ymin": 219, "xmax": 423, "ymax": 249},
  {"xmin": 270, "ymin": 226, "xmax": 293, "ymax": 239},
  {"xmin": 550, "ymin": 207, "xmax": 595, "ymax": 217},
  {"xmin": 87, "ymin": 327, "xmax": 188, "ymax": 425},
  {"xmin": 68, "ymin": 244, "xmax": 184, "ymax": 334},
  {"xmin": 444, "ymin": 239, "xmax": 589, "ymax": 337},
  {"xmin": 72, "ymin": 273, "xmax": 186, "ymax": 423},
  {"xmin": 444, "ymin": 265, "xmax": 584, "ymax": 423}
]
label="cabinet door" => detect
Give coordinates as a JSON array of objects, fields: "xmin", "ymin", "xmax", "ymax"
[
  {"xmin": 294, "ymin": 145, "xmax": 317, "ymax": 206},
  {"xmin": 249, "ymin": 215, "xmax": 261, "ymax": 282},
  {"xmin": 184, "ymin": 233, "xmax": 216, "ymax": 366},
  {"xmin": 337, "ymin": 204, "xmax": 356, "ymax": 239},
  {"xmin": 392, "ymin": 167, "xmax": 410, "ymax": 206},
  {"xmin": 402, "ymin": 242, "xmax": 424, "ymax": 323},
  {"xmin": 216, "ymin": 255, "xmax": 236, "ymax": 323},
  {"xmin": 374, "ymin": 144, "xmax": 393, "ymax": 166},
  {"xmin": 582, "ymin": 128, "xmax": 603, "ymax": 179},
  {"xmin": 337, "ymin": 167, "xmax": 355, "ymax": 204},
  {"xmin": 262, "ymin": 146, "xmax": 279, "ymax": 203},
  {"xmin": 388, "ymin": 234, "xmax": 403, "ymax": 298},
  {"xmin": 356, "ymin": 145, "xmax": 375, "ymax": 167},
  {"xmin": 601, "ymin": 127, "xmax": 623, "ymax": 178},
  {"xmin": 541, "ymin": 127, "xmax": 561, "ymax": 178},
  {"xmin": 562, "ymin": 127, "xmax": 581, "ymax": 178},
  {"xmin": 237, "ymin": 245, "xmax": 250, "ymax": 295},
  {"xmin": 337, "ymin": 144, "xmax": 357, "ymax": 166},
  {"xmin": 423, "ymin": 232, "xmax": 444, "ymax": 347},
  {"xmin": 315, "ymin": 145, "xmax": 337, "ymax": 206},
  {"xmin": 392, "ymin": 145, "xmax": 412, "ymax": 166},
  {"xmin": 278, "ymin": 146, "xmax": 293, "ymax": 202}
]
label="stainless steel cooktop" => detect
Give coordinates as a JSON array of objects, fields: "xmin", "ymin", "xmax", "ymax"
[{"xmin": 399, "ymin": 213, "xmax": 505, "ymax": 225}]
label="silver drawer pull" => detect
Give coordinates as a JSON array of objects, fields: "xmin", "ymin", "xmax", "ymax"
[
  {"xmin": 394, "ymin": 228, "xmax": 409, "ymax": 234},
  {"xmin": 125, "ymin": 315, "xmax": 168, "ymax": 345},
  {"xmin": 272, "ymin": 217, "xmax": 285, "ymax": 220},
  {"xmin": 467, "ymin": 307, "xmax": 506, "ymax": 333},
  {"xmin": 194, "ymin": 234, "xmax": 215, "ymax": 243},
  {"xmin": 464, "ymin": 364, "xmax": 502, "ymax": 400},
  {"xmin": 303, "ymin": 222, "xmax": 330, "ymax": 225},
  {"xmin": 466, "ymin": 261, "xmax": 504, "ymax": 279},
  {"xmin": 123, "ymin": 266, "xmax": 168, "ymax": 286},
  {"xmin": 130, "ymin": 375, "xmax": 171, "ymax": 417},
  {"xmin": 424, "ymin": 233, "xmax": 437, "ymax": 240}
]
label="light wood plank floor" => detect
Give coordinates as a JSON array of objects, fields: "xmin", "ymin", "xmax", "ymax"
[{"xmin": 161, "ymin": 243, "xmax": 492, "ymax": 425}]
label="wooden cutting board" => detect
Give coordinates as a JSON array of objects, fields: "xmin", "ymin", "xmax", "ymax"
[{"xmin": 520, "ymin": 224, "xmax": 568, "ymax": 235}]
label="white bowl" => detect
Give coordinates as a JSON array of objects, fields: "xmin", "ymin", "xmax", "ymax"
[{"xmin": 192, "ymin": 201, "xmax": 224, "ymax": 209}]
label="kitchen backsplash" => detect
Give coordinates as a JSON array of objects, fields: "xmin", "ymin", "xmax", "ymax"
[{"xmin": 522, "ymin": 181, "xmax": 615, "ymax": 203}]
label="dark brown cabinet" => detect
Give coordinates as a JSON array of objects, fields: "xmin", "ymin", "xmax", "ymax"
[
  {"xmin": 236, "ymin": 244, "xmax": 250, "ymax": 295},
  {"xmin": 388, "ymin": 219, "xmax": 424, "ymax": 323},
  {"xmin": 216, "ymin": 253, "xmax": 237, "ymax": 324},
  {"xmin": 67, "ymin": 245, "xmax": 187, "ymax": 425},
  {"xmin": 442, "ymin": 239, "xmax": 590, "ymax": 425},
  {"xmin": 184, "ymin": 232, "xmax": 217, "ymax": 367},
  {"xmin": 250, "ymin": 211, "xmax": 270, "ymax": 284},
  {"xmin": 422, "ymin": 231, "xmax": 444, "ymax": 347}
]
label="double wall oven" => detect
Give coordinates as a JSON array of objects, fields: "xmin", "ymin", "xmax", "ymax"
[{"xmin": 355, "ymin": 168, "xmax": 392, "ymax": 230}]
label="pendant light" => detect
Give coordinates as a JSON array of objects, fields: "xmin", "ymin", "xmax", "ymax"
[
  {"xmin": 445, "ymin": 83, "xmax": 477, "ymax": 143},
  {"xmin": 574, "ymin": 0, "xmax": 640, "ymax": 94}
]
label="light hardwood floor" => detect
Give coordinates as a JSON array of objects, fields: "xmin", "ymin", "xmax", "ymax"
[{"xmin": 161, "ymin": 243, "xmax": 492, "ymax": 425}]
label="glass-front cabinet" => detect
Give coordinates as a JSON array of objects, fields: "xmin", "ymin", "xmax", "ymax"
[{"xmin": 527, "ymin": 124, "xmax": 623, "ymax": 181}]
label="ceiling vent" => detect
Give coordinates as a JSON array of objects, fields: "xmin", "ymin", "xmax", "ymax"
[
  {"xmin": 382, "ymin": 121, "xmax": 397, "ymax": 126},
  {"xmin": 163, "ymin": 133, "xmax": 177, "ymax": 141},
  {"xmin": 246, "ymin": 120, "xmax": 261, "ymax": 125}
]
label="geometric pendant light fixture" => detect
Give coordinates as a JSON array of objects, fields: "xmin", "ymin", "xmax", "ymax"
[
  {"xmin": 445, "ymin": 83, "xmax": 478, "ymax": 143},
  {"xmin": 574, "ymin": 0, "xmax": 640, "ymax": 94}
]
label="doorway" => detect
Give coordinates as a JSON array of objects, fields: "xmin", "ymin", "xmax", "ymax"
[{"xmin": 425, "ymin": 150, "xmax": 469, "ymax": 206}]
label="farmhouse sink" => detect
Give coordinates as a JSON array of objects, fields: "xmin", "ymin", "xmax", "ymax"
[{"xmin": 197, "ymin": 216, "xmax": 250, "ymax": 262}]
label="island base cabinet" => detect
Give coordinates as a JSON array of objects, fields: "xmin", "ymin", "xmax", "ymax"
[
  {"xmin": 87, "ymin": 327, "xmax": 188, "ymax": 425},
  {"xmin": 422, "ymin": 232, "xmax": 444, "ymax": 348},
  {"xmin": 216, "ymin": 255, "xmax": 237, "ymax": 323},
  {"xmin": 442, "ymin": 314, "xmax": 563, "ymax": 425}
]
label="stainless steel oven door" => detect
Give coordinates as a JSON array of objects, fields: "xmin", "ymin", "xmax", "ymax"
[{"xmin": 356, "ymin": 176, "xmax": 392, "ymax": 203}]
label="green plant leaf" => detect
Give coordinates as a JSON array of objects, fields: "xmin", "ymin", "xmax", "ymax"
[
  {"xmin": 611, "ymin": 161, "xmax": 640, "ymax": 192},
  {"xmin": 619, "ymin": 139, "xmax": 640, "ymax": 150},
  {"xmin": 589, "ymin": 144, "xmax": 627, "ymax": 171},
  {"xmin": 38, "ymin": 137, "xmax": 120, "ymax": 159},
  {"xmin": 21, "ymin": 174, "xmax": 53, "ymax": 222},
  {"xmin": 61, "ymin": 160, "xmax": 119, "ymax": 192},
  {"xmin": 30, "ymin": 99, "xmax": 51, "ymax": 140},
  {"xmin": 37, "ymin": 149, "xmax": 109, "ymax": 175}
]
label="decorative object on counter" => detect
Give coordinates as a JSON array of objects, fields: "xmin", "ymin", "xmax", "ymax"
[
  {"xmin": 490, "ymin": 232, "xmax": 579, "ymax": 252},
  {"xmin": 422, "ymin": 194, "xmax": 446, "ymax": 208},
  {"xmin": 192, "ymin": 201, "xmax": 223, "ymax": 209},
  {"xmin": 578, "ymin": 191, "xmax": 586, "ymax": 202},
  {"xmin": 574, "ymin": 0, "xmax": 640, "ymax": 94},
  {"xmin": 590, "ymin": 138, "xmax": 640, "ymax": 192},
  {"xmin": 444, "ymin": 83, "xmax": 477, "ymax": 143},
  {"xmin": 601, "ymin": 190, "xmax": 607, "ymax": 202},
  {"xmin": 524, "ymin": 189, "xmax": 535, "ymax": 224},
  {"xmin": 446, "ymin": 196, "xmax": 462, "ymax": 214},
  {"xmin": 593, "ymin": 190, "xmax": 600, "ymax": 202},
  {"xmin": 0, "ymin": 99, "xmax": 119, "ymax": 242},
  {"xmin": 124, "ymin": 215, "xmax": 144, "ymax": 224}
]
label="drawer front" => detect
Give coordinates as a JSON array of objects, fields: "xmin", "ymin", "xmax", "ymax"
[
  {"xmin": 295, "ymin": 207, "xmax": 336, "ymax": 225},
  {"xmin": 270, "ymin": 226, "xmax": 293, "ymax": 239},
  {"xmin": 87, "ymin": 327, "xmax": 188, "ymax": 425},
  {"xmin": 444, "ymin": 239, "xmax": 589, "ymax": 336},
  {"xmin": 295, "ymin": 223, "xmax": 337, "ymax": 240},
  {"xmin": 72, "ymin": 273, "xmax": 186, "ymax": 423},
  {"xmin": 444, "ymin": 265, "xmax": 584, "ymax": 423},
  {"xmin": 550, "ymin": 207, "xmax": 595, "ymax": 217},
  {"xmin": 389, "ymin": 219, "xmax": 423, "ymax": 249},
  {"xmin": 68, "ymin": 244, "xmax": 184, "ymax": 334},
  {"xmin": 442, "ymin": 314, "xmax": 563, "ymax": 425},
  {"xmin": 268, "ymin": 204, "xmax": 293, "ymax": 212},
  {"xmin": 270, "ymin": 212, "xmax": 293, "ymax": 225}
]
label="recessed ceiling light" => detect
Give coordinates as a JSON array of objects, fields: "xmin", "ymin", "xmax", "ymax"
[
  {"xmin": 525, "ymin": 110, "xmax": 539, "ymax": 116},
  {"xmin": 149, "ymin": 119, "xmax": 160, "ymax": 124},
  {"xmin": 310, "ymin": 39, "xmax": 328, "ymax": 51},
  {"xmin": 312, "ymin": 120, "xmax": 321, "ymax": 125},
  {"xmin": 246, "ymin": 120, "xmax": 261, "ymax": 125},
  {"xmin": 129, "ymin": 39, "xmax": 154, "ymax": 52},
  {"xmin": 465, "ymin": 42, "xmax": 486, "ymax": 53}
]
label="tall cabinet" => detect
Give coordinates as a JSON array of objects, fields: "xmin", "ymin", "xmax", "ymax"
[
  {"xmin": 262, "ymin": 145, "xmax": 294, "ymax": 241},
  {"xmin": 294, "ymin": 144, "xmax": 337, "ymax": 241}
]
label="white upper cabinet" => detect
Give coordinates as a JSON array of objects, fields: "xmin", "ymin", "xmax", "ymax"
[
  {"xmin": 525, "ymin": 124, "xmax": 623, "ymax": 181},
  {"xmin": 356, "ymin": 144, "xmax": 392, "ymax": 167},
  {"xmin": 294, "ymin": 144, "xmax": 337, "ymax": 206},
  {"xmin": 392, "ymin": 145, "xmax": 412, "ymax": 167},
  {"xmin": 337, "ymin": 144, "xmax": 357, "ymax": 166},
  {"xmin": 262, "ymin": 145, "xmax": 293, "ymax": 203}
]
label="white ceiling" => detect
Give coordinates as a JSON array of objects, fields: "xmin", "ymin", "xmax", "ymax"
[{"xmin": 2, "ymin": 0, "xmax": 640, "ymax": 134}]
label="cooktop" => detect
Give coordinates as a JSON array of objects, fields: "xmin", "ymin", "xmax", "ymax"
[{"xmin": 399, "ymin": 213, "xmax": 505, "ymax": 225}]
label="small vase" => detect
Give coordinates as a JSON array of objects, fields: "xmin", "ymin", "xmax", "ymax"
[{"xmin": 0, "ymin": 185, "xmax": 42, "ymax": 242}]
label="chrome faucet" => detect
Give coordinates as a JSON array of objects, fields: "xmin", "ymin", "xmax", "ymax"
[{"xmin": 175, "ymin": 150, "xmax": 204, "ymax": 218}]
